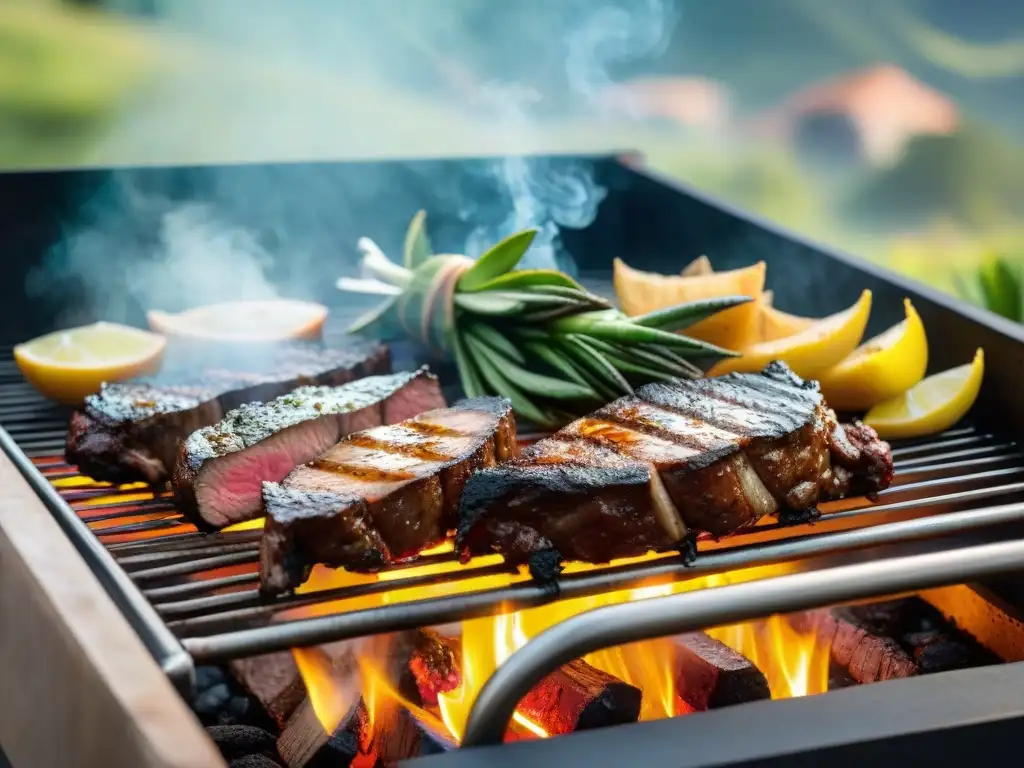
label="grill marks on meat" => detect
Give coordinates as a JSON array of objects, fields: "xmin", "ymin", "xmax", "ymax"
[
  {"xmin": 173, "ymin": 368, "xmax": 445, "ymax": 529},
  {"xmin": 65, "ymin": 342, "xmax": 389, "ymax": 485},
  {"xmin": 259, "ymin": 397, "xmax": 517, "ymax": 594},
  {"xmin": 457, "ymin": 362, "xmax": 894, "ymax": 568}
]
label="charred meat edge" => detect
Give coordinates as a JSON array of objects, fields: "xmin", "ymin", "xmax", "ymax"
[
  {"xmin": 64, "ymin": 342, "xmax": 390, "ymax": 485},
  {"xmin": 173, "ymin": 367, "xmax": 445, "ymax": 529},
  {"xmin": 259, "ymin": 397, "xmax": 517, "ymax": 595},
  {"xmin": 456, "ymin": 361, "xmax": 894, "ymax": 569}
]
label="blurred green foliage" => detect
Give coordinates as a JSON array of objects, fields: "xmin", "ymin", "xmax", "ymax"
[
  {"xmin": 844, "ymin": 122, "xmax": 1024, "ymax": 232},
  {"xmin": 0, "ymin": 0, "xmax": 1022, "ymax": 322},
  {"xmin": 956, "ymin": 255, "xmax": 1024, "ymax": 322}
]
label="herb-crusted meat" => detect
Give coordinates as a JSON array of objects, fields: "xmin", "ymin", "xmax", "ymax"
[
  {"xmin": 259, "ymin": 397, "xmax": 517, "ymax": 594},
  {"xmin": 457, "ymin": 362, "xmax": 894, "ymax": 569},
  {"xmin": 65, "ymin": 341, "xmax": 389, "ymax": 485},
  {"xmin": 174, "ymin": 368, "xmax": 445, "ymax": 529}
]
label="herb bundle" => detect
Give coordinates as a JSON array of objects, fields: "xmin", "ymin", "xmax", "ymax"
[{"xmin": 338, "ymin": 212, "xmax": 749, "ymax": 428}]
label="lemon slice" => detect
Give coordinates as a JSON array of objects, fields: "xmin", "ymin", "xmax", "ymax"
[
  {"xmin": 147, "ymin": 300, "xmax": 328, "ymax": 343},
  {"xmin": 864, "ymin": 349, "xmax": 984, "ymax": 440},
  {"xmin": 614, "ymin": 258, "xmax": 766, "ymax": 349},
  {"xmin": 14, "ymin": 322, "xmax": 166, "ymax": 405},
  {"xmin": 817, "ymin": 299, "xmax": 928, "ymax": 411},
  {"xmin": 709, "ymin": 290, "xmax": 872, "ymax": 379}
]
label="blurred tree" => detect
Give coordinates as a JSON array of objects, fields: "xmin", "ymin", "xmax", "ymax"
[
  {"xmin": 792, "ymin": 111, "xmax": 864, "ymax": 172},
  {"xmin": 843, "ymin": 121, "xmax": 1024, "ymax": 231},
  {"xmin": 0, "ymin": 1, "xmax": 155, "ymax": 165}
]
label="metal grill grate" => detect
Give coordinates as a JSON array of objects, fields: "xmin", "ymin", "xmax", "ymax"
[{"xmin": 3, "ymin": 346, "xmax": 1024, "ymax": 691}]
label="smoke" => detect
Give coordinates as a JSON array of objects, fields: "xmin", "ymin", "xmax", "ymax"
[
  {"xmin": 27, "ymin": 1, "xmax": 678, "ymax": 326},
  {"xmin": 461, "ymin": 0, "xmax": 676, "ymax": 272},
  {"xmin": 461, "ymin": 83, "xmax": 611, "ymax": 274}
]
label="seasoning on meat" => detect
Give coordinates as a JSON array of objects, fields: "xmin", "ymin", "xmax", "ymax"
[
  {"xmin": 65, "ymin": 341, "xmax": 389, "ymax": 485},
  {"xmin": 174, "ymin": 368, "xmax": 445, "ymax": 529}
]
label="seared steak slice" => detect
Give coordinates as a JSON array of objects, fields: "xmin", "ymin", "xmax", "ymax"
[
  {"xmin": 259, "ymin": 397, "xmax": 517, "ymax": 595},
  {"xmin": 65, "ymin": 341, "xmax": 389, "ymax": 485},
  {"xmin": 174, "ymin": 368, "xmax": 445, "ymax": 529},
  {"xmin": 67, "ymin": 383, "xmax": 221, "ymax": 486},
  {"xmin": 457, "ymin": 362, "xmax": 893, "ymax": 568}
]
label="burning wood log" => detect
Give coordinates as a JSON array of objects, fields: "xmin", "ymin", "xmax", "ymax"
[
  {"xmin": 516, "ymin": 659, "xmax": 642, "ymax": 736},
  {"xmin": 230, "ymin": 652, "xmax": 308, "ymax": 728},
  {"xmin": 276, "ymin": 644, "xmax": 362, "ymax": 768},
  {"xmin": 793, "ymin": 598, "xmax": 998, "ymax": 686},
  {"xmin": 672, "ymin": 632, "xmax": 771, "ymax": 713},
  {"xmin": 793, "ymin": 605, "xmax": 917, "ymax": 684},
  {"xmin": 276, "ymin": 630, "xmax": 456, "ymax": 768},
  {"xmin": 287, "ymin": 698, "xmax": 369, "ymax": 768}
]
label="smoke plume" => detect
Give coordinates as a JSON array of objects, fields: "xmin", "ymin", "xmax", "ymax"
[{"xmin": 29, "ymin": 1, "xmax": 678, "ymax": 324}]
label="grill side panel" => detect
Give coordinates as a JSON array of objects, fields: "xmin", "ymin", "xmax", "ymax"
[{"xmin": 0, "ymin": 440, "xmax": 224, "ymax": 768}]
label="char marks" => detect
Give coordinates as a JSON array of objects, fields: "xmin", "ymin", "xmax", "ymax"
[
  {"xmin": 259, "ymin": 396, "xmax": 517, "ymax": 594},
  {"xmin": 457, "ymin": 362, "xmax": 894, "ymax": 568},
  {"xmin": 172, "ymin": 368, "xmax": 442, "ymax": 530}
]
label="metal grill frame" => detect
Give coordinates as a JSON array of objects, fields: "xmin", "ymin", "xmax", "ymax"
[
  {"xmin": 5, "ymin": 415, "xmax": 1024, "ymax": 685},
  {"xmin": 4, "ymin": 154, "xmax": 1024, "ymax": 761}
]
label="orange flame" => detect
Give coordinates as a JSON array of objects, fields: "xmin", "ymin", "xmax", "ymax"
[
  {"xmin": 706, "ymin": 615, "xmax": 830, "ymax": 698},
  {"xmin": 293, "ymin": 553, "xmax": 834, "ymax": 745}
]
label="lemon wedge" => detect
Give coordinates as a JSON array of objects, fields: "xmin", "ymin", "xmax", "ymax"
[
  {"xmin": 680, "ymin": 254, "xmax": 713, "ymax": 277},
  {"xmin": 758, "ymin": 291, "xmax": 817, "ymax": 342},
  {"xmin": 817, "ymin": 299, "xmax": 928, "ymax": 411},
  {"xmin": 864, "ymin": 349, "xmax": 984, "ymax": 440},
  {"xmin": 614, "ymin": 258, "xmax": 767, "ymax": 350},
  {"xmin": 148, "ymin": 300, "xmax": 328, "ymax": 343},
  {"xmin": 14, "ymin": 322, "xmax": 166, "ymax": 405},
  {"xmin": 710, "ymin": 290, "xmax": 872, "ymax": 379}
]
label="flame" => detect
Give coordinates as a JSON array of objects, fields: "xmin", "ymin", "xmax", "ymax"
[
  {"xmin": 706, "ymin": 615, "xmax": 830, "ymax": 698},
  {"xmin": 293, "ymin": 551, "xmax": 834, "ymax": 745},
  {"xmin": 292, "ymin": 645, "xmax": 360, "ymax": 733},
  {"xmin": 222, "ymin": 516, "xmax": 266, "ymax": 532}
]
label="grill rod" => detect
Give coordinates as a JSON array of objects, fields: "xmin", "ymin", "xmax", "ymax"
[
  {"xmin": 180, "ymin": 500, "xmax": 1024, "ymax": 661},
  {"xmin": 161, "ymin": 478, "xmax": 1024, "ymax": 629},
  {"xmin": 461, "ymin": 536, "xmax": 1024, "ymax": 748}
]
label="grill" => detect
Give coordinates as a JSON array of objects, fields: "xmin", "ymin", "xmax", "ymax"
[
  {"xmin": 6, "ymin": 339, "xmax": 1024, "ymax": 672},
  {"xmin": 3, "ymin": 154, "xmax": 1024, "ymax": 767}
]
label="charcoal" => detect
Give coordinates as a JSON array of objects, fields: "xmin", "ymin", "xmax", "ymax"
[
  {"xmin": 229, "ymin": 756, "xmax": 283, "ymax": 768},
  {"xmin": 800, "ymin": 597, "xmax": 1000, "ymax": 686},
  {"xmin": 207, "ymin": 725, "xmax": 278, "ymax": 761},
  {"xmin": 516, "ymin": 658, "xmax": 641, "ymax": 735},
  {"xmin": 218, "ymin": 695, "xmax": 255, "ymax": 726},
  {"xmin": 915, "ymin": 640, "xmax": 976, "ymax": 673},
  {"xmin": 196, "ymin": 665, "xmax": 227, "ymax": 691},
  {"xmin": 194, "ymin": 683, "xmax": 232, "ymax": 715},
  {"xmin": 229, "ymin": 652, "xmax": 308, "ymax": 728}
]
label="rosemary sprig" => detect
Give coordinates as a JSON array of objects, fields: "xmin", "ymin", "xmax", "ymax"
[{"xmin": 337, "ymin": 212, "xmax": 749, "ymax": 428}]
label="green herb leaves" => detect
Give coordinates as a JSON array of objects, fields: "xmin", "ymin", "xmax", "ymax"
[{"xmin": 340, "ymin": 212, "xmax": 743, "ymax": 428}]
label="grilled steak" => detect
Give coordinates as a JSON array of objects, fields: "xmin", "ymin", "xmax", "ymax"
[
  {"xmin": 174, "ymin": 368, "xmax": 445, "ymax": 529},
  {"xmin": 259, "ymin": 397, "xmax": 517, "ymax": 594},
  {"xmin": 457, "ymin": 362, "xmax": 894, "ymax": 569},
  {"xmin": 65, "ymin": 341, "xmax": 389, "ymax": 485}
]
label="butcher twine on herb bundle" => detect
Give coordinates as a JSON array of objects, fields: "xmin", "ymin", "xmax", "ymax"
[{"xmin": 338, "ymin": 211, "xmax": 748, "ymax": 428}]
